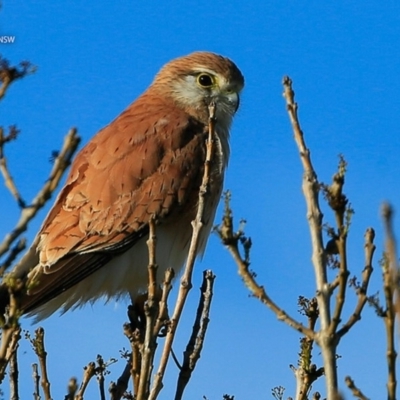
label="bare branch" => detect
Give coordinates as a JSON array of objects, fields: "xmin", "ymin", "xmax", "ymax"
[
  {"xmin": 153, "ymin": 268, "xmax": 174, "ymax": 336},
  {"xmin": 0, "ymin": 57, "xmax": 36, "ymax": 100},
  {"xmin": 32, "ymin": 363, "xmax": 40, "ymax": 400},
  {"xmin": 148, "ymin": 101, "xmax": 218, "ymax": 399},
  {"xmin": 0, "ymin": 325, "xmax": 21, "ymax": 383},
  {"xmin": 282, "ymin": 76, "xmax": 338, "ymax": 397},
  {"xmin": 282, "ymin": 76, "xmax": 329, "ymax": 325},
  {"xmin": 217, "ymin": 194, "xmax": 314, "ymax": 339},
  {"xmin": 0, "ymin": 238, "xmax": 26, "ymax": 276},
  {"xmin": 0, "ymin": 282, "xmax": 22, "ymax": 383},
  {"xmin": 65, "ymin": 377, "xmax": 78, "ymax": 400},
  {"xmin": 325, "ymin": 168, "xmax": 350, "ymax": 336},
  {"xmin": 381, "ymin": 203, "xmax": 398, "ymax": 400},
  {"xmin": 292, "ymin": 297, "xmax": 323, "ymax": 400},
  {"xmin": 9, "ymin": 349, "xmax": 19, "ymax": 400},
  {"xmin": 0, "ymin": 128, "xmax": 80, "ymax": 262},
  {"xmin": 136, "ymin": 218, "xmax": 159, "ymax": 399},
  {"xmin": 123, "ymin": 320, "xmax": 141, "ymax": 396},
  {"xmin": 174, "ymin": 270, "xmax": 215, "ymax": 400},
  {"xmin": 110, "ymin": 359, "xmax": 131, "ymax": 400},
  {"xmin": 75, "ymin": 362, "xmax": 96, "ymax": 400},
  {"xmin": 337, "ymin": 228, "xmax": 375, "ymax": 338},
  {"xmin": 26, "ymin": 327, "xmax": 52, "ymax": 400},
  {"xmin": 0, "ymin": 126, "xmax": 25, "ymax": 207},
  {"xmin": 345, "ymin": 376, "xmax": 370, "ymax": 400}
]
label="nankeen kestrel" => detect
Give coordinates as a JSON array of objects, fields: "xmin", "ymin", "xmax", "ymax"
[{"xmin": 0, "ymin": 52, "xmax": 244, "ymax": 320}]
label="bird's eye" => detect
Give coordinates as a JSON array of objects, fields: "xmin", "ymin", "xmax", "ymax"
[{"xmin": 197, "ymin": 74, "xmax": 214, "ymax": 88}]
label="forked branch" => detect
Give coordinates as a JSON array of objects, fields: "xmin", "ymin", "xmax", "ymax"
[
  {"xmin": 0, "ymin": 57, "xmax": 36, "ymax": 100},
  {"xmin": 216, "ymin": 193, "xmax": 314, "ymax": 339},
  {"xmin": 174, "ymin": 270, "xmax": 216, "ymax": 400}
]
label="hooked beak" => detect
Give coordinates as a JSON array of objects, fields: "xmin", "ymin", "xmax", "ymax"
[{"xmin": 226, "ymin": 91, "xmax": 240, "ymax": 113}]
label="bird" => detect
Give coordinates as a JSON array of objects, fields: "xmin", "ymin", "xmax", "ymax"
[{"xmin": 0, "ymin": 51, "xmax": 244, "ymax": 321}]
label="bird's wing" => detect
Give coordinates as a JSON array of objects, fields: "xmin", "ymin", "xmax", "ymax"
[{"xmin": 23, "ymin": 93, "xmax": 208, "ymax": 309}]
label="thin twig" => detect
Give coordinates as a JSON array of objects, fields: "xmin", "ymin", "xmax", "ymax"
[
  {"xmin": 110, "ymin": 359, "xmax": 131, "ymax": 400},
  {"xmin": 153, "ymin": 268, "xmax": 174, "ymax": 336},
  {"xmin": 0, "ymin": 326, "xmax": 21, "ymax": 381},
  {"xmin": 136, "ymin": 218, "xmax": 158, "ymax": 399},
  {"xmin": 9, "ymin": 349, "xmax": 19, "ymax": 400},
  {"xmin": 148, "ymin": 102, "xmax": 218, "ymax": 400},
  {"xmin": 174, "ymin": 270, "xmax": 216, "ymax": 400},
  {"xmin": 65, "ymin": 377, "xmax": 78, "ymax": 400},
  {"xmin": 217, "ymin": 195, "xmax": 314, "ymax": 339},
  {"xmin": 0, "ymin": 58, "xmax": 36, "ymax": 100},
  {"xmin": 337, "ymin": 228, "xmax": 375, "ymax": 338},
  {"xmin": 292, "ymin": 298, "xmax": 324, "ymax": 400},
  {"xmin": 94, "ymin": 355, "xmax": 105, "ymax": 400},
  {"xmin": 27, "ymin": 327, "xmax": 52, "ymax": 400},
  {"xmin": 0, "ymin": 238, "xmax": 26, "ymax": 276},
  {"xmin": 327, "ymin": 174, "xmax": 350, "ymax": 336},
  {"xmin": 123, "ymin": 321, "xmax": 141, "ymax": 397},
  {"xmin": 0, "ymin": 286, "xmax": 22, "ymax": 383},
  {"xmin": 345, "ymin": 376, "xmax": 369, "ymax": 400},
  {"xmin": 32, "ymin": 363, "xmax": 40, "ymax": 400},
  {"xmin": 0, "ymin": 127, "xmax": 25, "ymax": 207},
  {"xmin": 75, "ymin": 362, "xmax": 96, "ymax": 400},
  {"xmin": 0, "ymin": 128, "xmax": 80, "ymax": 261}
]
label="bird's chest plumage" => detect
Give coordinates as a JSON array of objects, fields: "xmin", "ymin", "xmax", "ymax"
[{"xmin": 95, "ymin": 125, "xmax": 227, "ymax": 294}]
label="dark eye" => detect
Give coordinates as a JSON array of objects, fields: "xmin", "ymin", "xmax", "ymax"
[{"xmin": 197, "ymin": 74, "xmax": 214, "ymax": 87}]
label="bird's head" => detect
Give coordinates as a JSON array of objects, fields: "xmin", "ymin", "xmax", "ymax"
[{"xmin": 151, "ymin": 51, "xmax": 244, "ymax": 129}]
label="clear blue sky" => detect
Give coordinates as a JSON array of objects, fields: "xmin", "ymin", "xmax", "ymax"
[{"xmin": 1, "ymin": 1, "xmax": 400, "ymax": 398}]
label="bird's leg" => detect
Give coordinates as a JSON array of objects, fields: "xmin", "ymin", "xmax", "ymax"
[
  {"xmin": 128, "ymin": 293, "xmax": 148, "ymax": 332},
  {"xmin": 128, "ymin": 288, "xmax": 166, "ymax": 332}
]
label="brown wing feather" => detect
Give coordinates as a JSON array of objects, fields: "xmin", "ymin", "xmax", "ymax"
[
  {"xmin": 24, "ymin": 91, "xmax": 208, "ymax": 309},
  {"xmin": 23, "ymin": 253, "xmax": 112, "ymax": 312}
]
